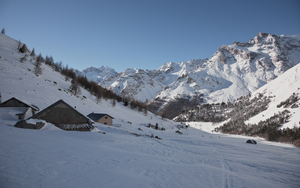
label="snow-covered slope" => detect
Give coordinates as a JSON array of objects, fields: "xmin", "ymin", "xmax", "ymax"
[
  {"xmin": 174, "ymin": 63, "xmax": 300, "ymax": 131},
  {"xmin": 0, "ymin": 33, "xmax": 175, "ymax": 129},
  {"xmin": 1, "ymin": 33, "xmax": 300, "ymax": 188},
  {"xmin": 245, "ymin": 63, "xmax": 300, "ymax": 129},
  {"xmin": 79, "ymin": 33, "xmax": 300, "ymax": 117}
]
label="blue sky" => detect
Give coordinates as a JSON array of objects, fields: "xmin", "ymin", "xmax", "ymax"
[{"xmin": 1, "ymin": 0, "xmax": 300, "ymax": 72}]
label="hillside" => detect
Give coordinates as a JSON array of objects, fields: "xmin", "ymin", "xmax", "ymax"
[
  {"xmin": 246, "ymin": 63, "xmax": 300, "ymax": 129},
  {"xmin": 1, "ymin": 33, "xmax": 300, "ymax": 188},
  {"xmin": 175, "ymin": 63, "xmax": 300, "ymax": 144},
  {"xmin": 78, "ymin": 33, "xmax": 300, "ymax": 119},
  {"xmin": 175, "ymin": 63, "xmax": 300, "ymax": 126},
  {"xmin": 0, "ymin": 33, "xmax": 168, "ymax": 129}
]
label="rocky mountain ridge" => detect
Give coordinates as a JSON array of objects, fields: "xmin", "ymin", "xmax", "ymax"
[
  {"xmin": 79, "ymin": 33, "xmax": 300, "ymax": 118},
  {"xmin": 75, "ymin": 66, "xmax": 118, "ymax": 83}
]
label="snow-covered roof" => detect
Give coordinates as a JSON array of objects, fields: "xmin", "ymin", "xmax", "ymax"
[{"xmin": 0, "ymin": 97, "xmax": 39, "ymax": 111}]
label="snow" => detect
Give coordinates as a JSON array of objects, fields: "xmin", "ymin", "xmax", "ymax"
[
  {"xmin": 77, "ymin": 66, "xmax": 118, "ymax": 83},
  {"xmin": 245, "ymin": 63, "xmax": 300, "ymax": 128},
  {"xmin": 26, "ymin": 119, "xmax": 62, "ymax": 131},
  {"xmin": 82, "ymin": 33, "xmax": 300, "ymax": 113},
  {"xmin": 1, "ymin": 33, "xmax": 300, "ymax": 188},
  {"xmin": 0, "ymin": 108, "xmax": 21, "ymax": 122},
  {"xmin": 1, "ymin": 120, "xmax": 300, "ymax": 188}
]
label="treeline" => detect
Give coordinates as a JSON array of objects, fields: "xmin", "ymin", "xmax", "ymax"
[
  {"xmin": 277, "ymin": 93, "xmax": 298, "ymax": 108},
  {"xmin": 18, "ymin": 42, "xmax": 148, "ymax": 113},
  {"xmin": 44, "ymin": 55, "xmax": 147, "ymax": 112},
  {"xmin": 46, "ymin": 58, "xmax": 122, "ymax": 101},
  {"xmin": 175, "ymin": 93, "xmax": 270, "ymax": 123},
  {"xmin": 174, "ymin": 91, "xmax": 300, "ymax": 146},
  {"xmin": 213, "ymin": 93, "xmax": 300, "ymax": 146},
  {"xmin": 216, "ymin": 109, "xmax": 300, "ymax": 145},
  {"xmin": 156, "ymin": 94, "xmax": 205, "ymax": 120},
  {"xmin": 175, "ymin": 102, "xmax": 228, "ymax": 122}
]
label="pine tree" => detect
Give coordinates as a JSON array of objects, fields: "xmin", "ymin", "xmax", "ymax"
[{"xmin": 30, "ymin": 48, "xmax": 35, "ymax": 56}]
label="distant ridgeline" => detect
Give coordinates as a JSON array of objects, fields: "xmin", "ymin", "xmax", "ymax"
[{"xmin": 79, "ymin": 33, "xmax": 300, "ymax": 121}]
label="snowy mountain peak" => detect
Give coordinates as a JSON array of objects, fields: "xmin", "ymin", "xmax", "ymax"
[
  {"xmin": 121, "ymin": 68, "xmax": 140, "ymax": 76},
  {"xmin": 79, "ymin": 32, "xmax": 300, "ymax": 119},
  {"xmin": 78, "ymin": 66, "xmax": 118, "ymax": 83},
  {"xmin": 82, "ymin": 66, "xmax": 117, "ymax": 74}
]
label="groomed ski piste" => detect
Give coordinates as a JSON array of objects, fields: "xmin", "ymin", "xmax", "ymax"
[{"xmin": 1, "ymin": 33, "xmax": 300, "ymax": 188}]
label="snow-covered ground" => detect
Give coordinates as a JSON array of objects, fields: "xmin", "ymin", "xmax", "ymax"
[
  {"xmin": 1, "ymin": 118, "xmax": 300, "ymax": 188},
  {"xmin": 1, "ymin": 33, "xmax": 300, "ymax": 188}
]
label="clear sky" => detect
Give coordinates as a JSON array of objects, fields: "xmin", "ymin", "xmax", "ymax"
[{"xmin": 1, "ymin": 0, "xmax": 300, "ymax": 72}]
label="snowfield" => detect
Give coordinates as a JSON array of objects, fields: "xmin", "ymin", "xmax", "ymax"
[
  {"xmin": 1, "ymin": 119, "xmax": 300, "ymax": 188},
  {"xmin": 1, "ymin": 33, "xmax": 300, "ymax": 188}
]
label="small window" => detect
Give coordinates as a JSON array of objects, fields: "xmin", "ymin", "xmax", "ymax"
[
  {"xmin": 105, "ymin": 117, "xmax": 108, "ymax": 119},
  {"xmin": 104, "ymin": 122, "xmax": 107, "ymax": 125}
]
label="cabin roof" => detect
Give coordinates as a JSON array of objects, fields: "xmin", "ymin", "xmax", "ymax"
[
  {"xmin": 0, "ymin": 97, "xmax": 39, "ymax": 111},
  {"xmin": 30, "ymin": 99, "xmax": 90, "ymax": 122},
  {"xmin": 87, "ymin": 113, "xmax": 114, "ymax": 121}
]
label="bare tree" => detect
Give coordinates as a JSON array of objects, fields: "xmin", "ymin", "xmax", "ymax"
[
  {"xmin": 111, "ymin": 98, "xmax": 116, "ymax": 107},
  {"xmin": 20, "ymin": 54, "xmax": 28, "ymax": 63},
  {"xmin": 96, "ymin": 91, "xmax": 102, "ymax": 104},
  {"xmin": 69, "ymin": 79, "xmax": 81, "ymax": 96},
  {"xmin": 34, "ymin": 54, "xmax": 43, "ymax": 75},
  {"xmin": 18, "ymin": 40, "xmax": 22, "ymax": 50}
]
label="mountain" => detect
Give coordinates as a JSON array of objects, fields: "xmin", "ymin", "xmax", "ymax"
[
  {"xmin": 75, "ymin": 66, "xmax": 118, "ymax": 83},
  {"xmin": 1, "ymin": 33, "xmax": 300, "ymax": 188},
  {"xmin": 172, "ymin": 63, "xmax": 300, "ymax": 144},
  {"xmin": 245, "ymin": 62, "xmax": 300, "ymax": 129},
  {"xmin": 79, "ymin": 32, "xmax": 300, "ymax": 118},
  {"xmin": 175, "ymin": 63, "xmax": 300, "ymax": 130}
]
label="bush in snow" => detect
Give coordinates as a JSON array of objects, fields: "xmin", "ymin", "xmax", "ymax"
[
  {"xmin": 146, "ymin": 123, "xmax": 166, "ymax": 131},
  {"xmin": 20, "ymin": 54, "xmax": 28, "ymax": 63}
]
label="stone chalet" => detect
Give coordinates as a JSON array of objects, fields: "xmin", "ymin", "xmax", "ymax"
[
  {"xmin": 87, "ymin": 113, "xmax": 114, "ymax": 126},
  {"xmin": 30, "ymin": 99, "xmax": 93, "ymax": 131}
]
